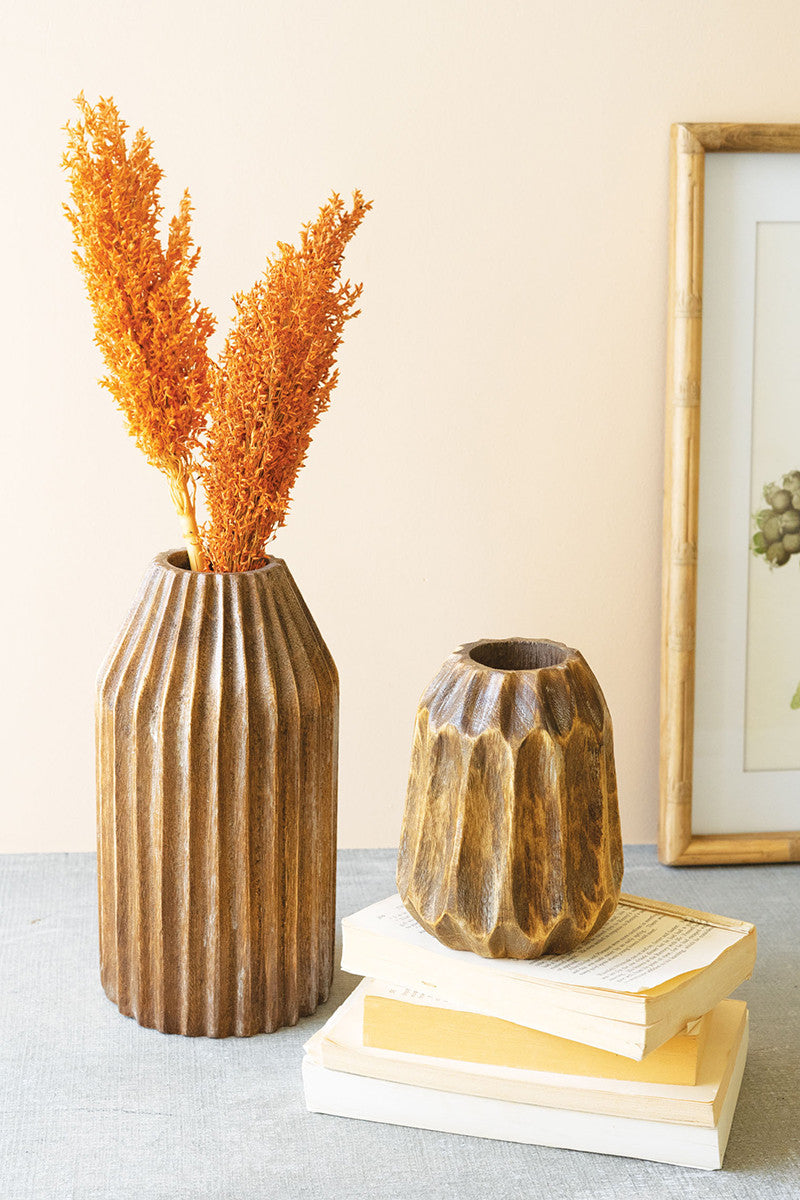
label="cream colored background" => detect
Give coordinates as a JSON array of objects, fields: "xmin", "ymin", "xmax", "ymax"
[{"xmin": 2, "ymin": 0, "xmax": 799, "ymax": 852}]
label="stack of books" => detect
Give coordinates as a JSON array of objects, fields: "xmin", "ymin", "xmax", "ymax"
[{"xmin": 303, "ymin": 892, "xmax": 756, "ymax": 1170}]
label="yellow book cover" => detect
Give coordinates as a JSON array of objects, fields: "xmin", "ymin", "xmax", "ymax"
[{"xmin": 363, "ymin": 981, "xmax": 708, "ymax": 1085}]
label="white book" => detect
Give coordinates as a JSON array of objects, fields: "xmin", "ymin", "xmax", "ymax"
[
  {"xmin": 303, "ymin": 1011, "xmax": 749, "ymax": 1170},
  {"xmin": 341, "ymin": 892, "xmax": 756, "ymax": 1059}
]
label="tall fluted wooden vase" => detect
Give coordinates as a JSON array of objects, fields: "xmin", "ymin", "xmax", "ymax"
[{"xmin": 96, "ymin": 550, "xmax": 338, "ymax": 1036}]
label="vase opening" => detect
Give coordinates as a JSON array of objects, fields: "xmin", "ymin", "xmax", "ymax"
[
  {"xmin": 166, "ymin": 550, "xmax": 191, "ymax": 570},
  {"xmin": 468, "ymin": 639, "xmax": 568, "ymax": 672}
]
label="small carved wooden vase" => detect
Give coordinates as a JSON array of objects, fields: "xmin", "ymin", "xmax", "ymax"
[
  {"xmin": 397, "ymin": 638, "xmax": 623, "ymax": 959},
  {"xmin": 96, "ymin": 550, "xmax": 338, "ymax": 1035}
]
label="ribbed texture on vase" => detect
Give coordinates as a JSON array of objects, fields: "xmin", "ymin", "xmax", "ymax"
[
  {"xmin": 96, "ymin": 551, "xmax": 338, "ymax": 1035},
  {"xmin": 397, "ymin": 638, "xmax": 623, "ymax": 959}
]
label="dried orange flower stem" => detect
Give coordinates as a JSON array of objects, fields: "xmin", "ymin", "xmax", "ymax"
[
  {"xmin": 63, "ymin": 94, "xmax": 213, "ymax": 570},
  {"xmin": 203, "ymin": 191, "xmax": 372, "ymax": 572},
  {"xmin": 166, "ymin": 468, "xmax": 206, "ymax": 573},
  {"xmin": 63, "ymin": 95, "xmax": 369, "ymax": 573}
]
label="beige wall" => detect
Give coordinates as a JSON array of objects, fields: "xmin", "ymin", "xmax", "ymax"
[{"xmin": 2, "ymin": 0, "xmax": 799, "ymax": 851}]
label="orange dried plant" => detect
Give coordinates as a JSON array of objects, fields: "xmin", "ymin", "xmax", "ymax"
[
  {"xmin": 203, "ymin": 191, "xmax": 372, "ymax": 572},
  {"xmin": 63, "ymin": 95, "xmax": 369, "ymax": 573},
  {"xmin": 63, "ymin": 94, "xmax": 215, "ymax": 570}
]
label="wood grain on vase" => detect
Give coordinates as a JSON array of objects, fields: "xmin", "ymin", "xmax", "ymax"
[
  {"xmin": 398, "ymin": 639, "xmax": 623, "ymax": 959},
  {"xmin": 96, "ymin": 551, "xmax": 339, "ymax": 1036}
]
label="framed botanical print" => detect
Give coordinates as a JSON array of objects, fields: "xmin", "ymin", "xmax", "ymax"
[{"xmin": 660, "ymin": 123, "xmax": 800, "ymax": 865}]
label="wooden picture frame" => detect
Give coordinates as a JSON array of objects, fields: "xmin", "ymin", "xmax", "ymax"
[{"xmin": 660, "ymin": 123, "xmax": 800, "ymax": 866}]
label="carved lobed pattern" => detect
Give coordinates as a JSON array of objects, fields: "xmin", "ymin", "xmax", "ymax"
[
  {"xmin": 398, "ymin": 639, "xmax": 623, "ymax": 959},
  {"xmin": 96, "ymin": 551, "xmax": 338, "ymax": 1035}
]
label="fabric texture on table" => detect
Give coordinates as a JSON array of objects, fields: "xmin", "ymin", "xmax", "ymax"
[{"xmin": 0, "ymin": 846, "xmax": 798, "ymax": 1200}]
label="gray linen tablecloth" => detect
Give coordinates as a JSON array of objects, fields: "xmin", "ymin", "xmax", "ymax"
[{"xmin": 0, "ymin": 846, "xmax": 798, "ymax": 1199}]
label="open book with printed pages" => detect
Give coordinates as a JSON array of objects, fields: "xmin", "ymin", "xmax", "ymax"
[
  {"xmin": 302, "ymin": 983, "xmax": 749, "ymax": 1171},
  {"xmin": 340, "ymin": 893, "xmax": 756, "ymax": 1060}
]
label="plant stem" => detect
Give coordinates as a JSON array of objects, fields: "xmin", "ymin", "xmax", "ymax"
[{"xmin": 167, "ymin": 468, "xmax": 208, "ymax": 572}]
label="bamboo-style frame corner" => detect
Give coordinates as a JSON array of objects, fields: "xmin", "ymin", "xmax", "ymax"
[{"xmin": 660, "ymin": 123, "xmax": 800, "ymax": 867}]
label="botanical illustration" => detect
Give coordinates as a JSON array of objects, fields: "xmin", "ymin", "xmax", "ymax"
[
  {"xmin": 751, "ymin": 471, "xmax": 800, "ymax": 709},
  {"xmin": 740, "ymin": 219, "xmax": 800, "ymax": 777},
  {"xmin": 63, "ymin": 95, "xmax": 370, "ymax": 572}
]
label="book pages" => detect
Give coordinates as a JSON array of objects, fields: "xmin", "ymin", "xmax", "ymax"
[
  {"xmin": 304, "ymin": 981, "xmax": 749, "ymax": 1133},
  {"xmin": 346, "ymin": 894, "xmax": 748, "ymax": 993},
  {"xmin": 302, "ymin": 1024, "xmax": 749, "ymax": 1170},
  {"xmin": 371, "ymin": 980, "xmax": 702, "ymax": 1040}
]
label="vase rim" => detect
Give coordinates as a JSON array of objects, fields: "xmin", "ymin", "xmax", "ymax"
[
  {"xmin": 461, "ymin": 637, "xmax": 578, "ymax": 674},
  {"xmin": 154, "ymin": 549, "xmax": 283, "ymax": 577}
]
